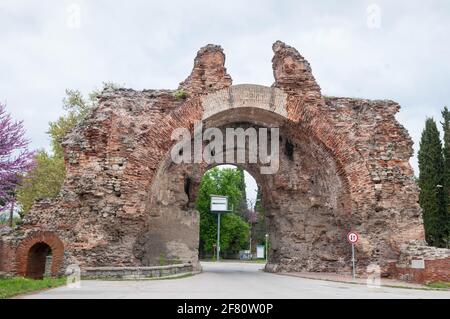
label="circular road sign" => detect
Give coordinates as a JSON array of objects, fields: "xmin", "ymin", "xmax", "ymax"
[{"xmin": 347, "ymin": 231, "xmax": 359, "ymax": 244}]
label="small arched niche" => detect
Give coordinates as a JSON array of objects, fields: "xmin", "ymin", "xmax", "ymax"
[{"xmin": 26, "ymin": 242, "xmax": 52, "ymax": 279}]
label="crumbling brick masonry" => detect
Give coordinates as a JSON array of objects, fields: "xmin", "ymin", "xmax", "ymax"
[{"xmin": 1, "ymin": 41, "xmax": 448, "ymax": 283}]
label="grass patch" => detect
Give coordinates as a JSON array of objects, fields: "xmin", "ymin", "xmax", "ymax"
[
  {"xmin": 426, "ymin": 281, "xmax": 450, "ymax": 289},
  {"xmin": 173, "ymin": 89, "xmax": 188, "ymax": 100},
  {"xmin": 0, "ymin": 277, "xmax": 66, "ymax": 299}
]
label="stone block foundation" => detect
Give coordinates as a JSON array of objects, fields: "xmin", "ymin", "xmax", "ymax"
[{"xmin": 81, "ymin": 264, "xmax": 194, "ymax": 280}]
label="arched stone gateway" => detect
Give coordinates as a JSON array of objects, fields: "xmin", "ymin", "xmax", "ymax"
[
  {"xmin": 1, "ymin": 41, "xmax": 448, "ymax": 282},
  {"xmin": 15, "ymin": 231, "xmax": 64, "ymax": 278}
]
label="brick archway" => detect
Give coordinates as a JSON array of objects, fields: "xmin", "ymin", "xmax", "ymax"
[
  {"xmin": 16, "ymin": 231, "xmax": 64, "ymax": 277},
  {"xmin": 1, "ymin": 41, "xmax": 427, "ymax": 278},
  {"xmin": 132, "ymin": 106, "xmax": 356, "ymax": 272}
]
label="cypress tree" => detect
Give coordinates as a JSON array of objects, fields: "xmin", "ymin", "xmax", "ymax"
[
  {"xmin": 252, "ymin": 188, "xmax": 267, "ymax": 245},
  {"xmin": 235, "ymin": 167, "xmax": 248, "ymax": 219},
  {"xmin": 441, "ymin": 107, "xmax": 450, "ymax": 247},
  {"xmin": 418, "ymin": 118, "xmax": 445, "ymax": 247}
]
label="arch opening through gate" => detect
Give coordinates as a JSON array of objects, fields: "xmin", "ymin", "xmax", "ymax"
[
  {"xmin": 134, "ymin": 106, "xmax": 353, "ymax": 272},
  {"xmin": 196, "ymin": 164, "xmax": 264, "ymax": 261}
]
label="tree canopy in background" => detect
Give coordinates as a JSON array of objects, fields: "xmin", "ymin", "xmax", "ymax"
[
  {"xmin": 440, "ymin": 107, "xmax": 450, "ymax": 246},
  {"xmin": 16, "ymin": 150, "xmax": 65, "ymax": 215},
  {"xmin": 251, "ymin": 188, "xmax": 267, "ymax": 248},
  {"xmin": 17, "ymin": 83, "xmax": 119, "ymax": 215},
  {"xmin": 196, "ymin": 167, "xmax": 250, "ymax": 258}
]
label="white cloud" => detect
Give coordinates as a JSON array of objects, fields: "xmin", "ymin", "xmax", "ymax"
[{"xmin": 1, "ymin": 0, "xmax": 449, "ymax": 178}]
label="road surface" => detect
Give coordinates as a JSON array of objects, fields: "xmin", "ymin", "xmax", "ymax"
[{"xmin": 20, "ymin": 262, "xmax": 450, "ymax": 299}]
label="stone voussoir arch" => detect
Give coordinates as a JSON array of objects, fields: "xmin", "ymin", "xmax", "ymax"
[
  {"xmin": 133, "ymin": 83, "xmax": 369, "ymax": 271},
  {"xmin": 124, "ymin": 83, "xmax": 375, "ymax": 230},
  {"xmin": 199, "ymin": 84, "xmax": 375, "ymax": 207}
]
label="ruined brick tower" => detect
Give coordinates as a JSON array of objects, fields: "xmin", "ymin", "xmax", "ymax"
[{"xmin": 1, "ymin": 41, "xmax": 449, "ymax": 283}]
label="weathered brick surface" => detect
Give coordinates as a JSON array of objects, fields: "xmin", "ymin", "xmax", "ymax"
[
  {"xmin": 1, "ymin": 41, "xmax": 448, "ymax": 282},
  {"xmin": 179, "ymin": 44, "xmax": 232, "ymax": 96},
  {"xmin": 388, "ymin": 242, "xmax": 450, "ymax": 283},
  {"xmin": 0, "ymin": 227, "xmax": 16, "ymax": 275},
  {"xmin": 393, "ymin": 258, "xmax": 450, "ymax": 283},
  {"xmin": 1, "ymin": 230, "xmax": 64, "ymax": 277}
]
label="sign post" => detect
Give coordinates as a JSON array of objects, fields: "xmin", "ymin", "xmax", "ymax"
[
  {"xmin": 210, "ymin": 195, "xmax": 232, "ymax": 262},
  {"xmin": 216, "ymin": 212, "xmax": 221, "ymax": 261},
  {"xmin": 347, "ymin": 231, "xmax": 359, "ymax": 279}
]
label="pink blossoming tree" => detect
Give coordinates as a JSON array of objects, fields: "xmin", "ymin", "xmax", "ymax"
[{"xmin": 0, "ymin": 104, "xmax": 34, "ymax": 221}]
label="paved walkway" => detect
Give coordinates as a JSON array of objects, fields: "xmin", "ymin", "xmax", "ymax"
[
  {"xmin": 281, "ymin": 271, "xmax": 427, "ymax": 289},
  {"xmin": 20, "ymin": 262, "xmax": 450, "ymax": 299}
]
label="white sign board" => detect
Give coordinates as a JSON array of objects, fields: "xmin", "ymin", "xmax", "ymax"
[
  {"xmin": 411, "ymin": 259, "xmax": 425, "ymax": 269},
  {"xmin": 210, "ymin": 196, "xmax": 228, "ymax": 212},
  {"xmin": 256, "ymin": 245, "xmax": 265, "ymax": 259}
]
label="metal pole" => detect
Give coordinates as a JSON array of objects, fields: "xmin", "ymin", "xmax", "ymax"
[
  {"xmin": 216, "ymin": 213, "xmax": 221, "ymax": 262},
  {"xmin": 351, "ymin": 243, "xmax": 356, "ymax": 280}
]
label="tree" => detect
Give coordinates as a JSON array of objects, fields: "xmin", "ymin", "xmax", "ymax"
[
  {"xmin": 251, "ymin": 188, "xmax": 267, "ymax": 250},
  {"xmin": 17, "ymin": 83, "xmax": 120, "ymax": 215},
  {"xmin": 235, "ymin": 167, "xmax": 248, "ymax": 219},
  {"xmin": 441, "ymin": 107, "xmax": 450, "ymax": 247},
  {"xmin": 0, "ymin": 104, "xmax": 34, "ymax": 226},
  {"xmin": 418, "ymin": 117, "xmax": 447, "ymax": 247},
  {"xmin": 16, "ymin": 150, "xmax": 65, "ymax": 215},
  {"xmin": 196, "ymin": 167, "xmax": 250, "ymax": 257}
]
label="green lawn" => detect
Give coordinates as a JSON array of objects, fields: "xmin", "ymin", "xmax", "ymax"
[
  {"xmin": 426, "ymin": 281, "xmax": 450, "ymax": 289},
  {"xmin": 0, "ymin": 277, "xmax": 66, "ymax": 299}
]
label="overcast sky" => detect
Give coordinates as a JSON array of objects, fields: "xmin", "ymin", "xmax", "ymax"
[{"xmin": 1, "ymin": 1, "xmax": 450, "ymax": 206}]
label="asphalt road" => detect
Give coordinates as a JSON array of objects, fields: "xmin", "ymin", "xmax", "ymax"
[{"xmin": 21, "ymin": 262, "xmax": 450, "ymax": 299}]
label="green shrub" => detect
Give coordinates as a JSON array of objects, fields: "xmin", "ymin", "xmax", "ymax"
[{"xmin": 173, "ymin": 90, "xmax": 188, "ymax": 100}]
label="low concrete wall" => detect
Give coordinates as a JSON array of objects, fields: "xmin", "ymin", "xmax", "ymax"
[{"xmin": 81, "ymin": 264, "xmax": 193, "ymax": 280}]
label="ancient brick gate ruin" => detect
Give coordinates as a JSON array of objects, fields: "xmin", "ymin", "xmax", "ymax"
[{"xmin": 1, "ymin": 41, "xmax": 449, "ymax": 283}]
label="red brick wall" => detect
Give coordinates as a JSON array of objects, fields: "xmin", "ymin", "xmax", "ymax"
[
  {"xmin": 0, "ymin": 240, "xmax": 16, "ymax": 273},
  {"xmin": 15, "ymin": 231, "xmax": 64, "ymax": 277},
  {"xmin": 392, "ymin": 258, "xmax": 450, "ymax": 284}
]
